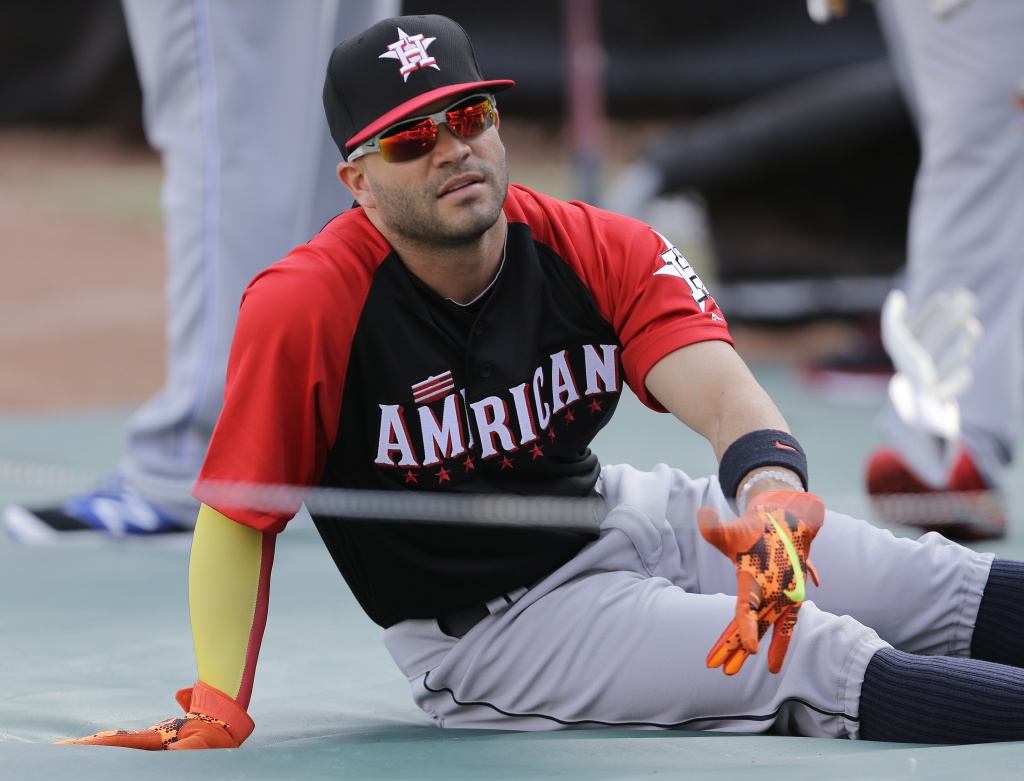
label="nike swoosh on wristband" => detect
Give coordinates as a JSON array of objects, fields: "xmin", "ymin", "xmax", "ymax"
[
  {"xmin": 775, "ymin": 440, "xmax": 797, "ymax": 451},
  {"xmin": 767, "ymin": 512, "xmax": 806, "ymax": 602}
]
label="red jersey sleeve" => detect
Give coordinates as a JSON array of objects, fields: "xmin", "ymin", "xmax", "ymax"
[
  {"xmin": 193, "ymin": 212, "xmax": 388, "ymax": 533},
  {"xmin": 504, "ymin": 185, "xmax": 733, "ymax": 412}
]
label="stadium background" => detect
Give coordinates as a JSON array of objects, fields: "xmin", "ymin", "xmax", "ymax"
[{"xmin": 8, "ymin": 4, "xmax": 1021, "ymax": 779}]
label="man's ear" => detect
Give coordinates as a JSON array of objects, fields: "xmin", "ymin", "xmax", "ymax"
[{"xmin": 337, "ymin": 161, "xmax": 374, "ymax": 208}]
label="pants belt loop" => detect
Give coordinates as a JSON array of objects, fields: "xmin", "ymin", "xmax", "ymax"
[
  {"xmin": 441, "ymin": 587, "xmax": 530, "ymax": 638},
  {"xmin": 485, "ymin": 586, "xmax": 528, "ymax": 616}
]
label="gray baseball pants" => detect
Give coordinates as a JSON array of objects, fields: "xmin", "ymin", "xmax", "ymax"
[
  {"xmin": 118, "ymin": 0, "xmax": 399, "ymax": 522},
  {"xmin": 874, "ymin": 0, "xmax": 1024, "ymax": 489},
  {"xmin": 384, "ymin": 463, "xmax": 992, "ymax": 738}
]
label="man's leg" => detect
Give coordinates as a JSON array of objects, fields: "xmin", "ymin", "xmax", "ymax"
[
  {"xmin": 389, "ymin": 503, "xmax": 886, "ymax": 737},
  {"xmin": 388, "ymin": 465, "xmax": 1024, "ymax": 742},
  {"xmin": 3, "ymin": 0, "xmax": 399, "ymax": 545},
  {"xmin": 117, "ymin": 0, "xmax": 396, "ymax": 520},
  {"xmin": 871, "ymin": 0, "xmax": 1024, "ymax": 500},
  {"xmin": 387, "ymin": 467, "xmax": 889, "ymax": 737}
]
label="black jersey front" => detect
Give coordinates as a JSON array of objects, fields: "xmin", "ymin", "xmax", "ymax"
[
  {"xmin": 316, "ymin": 221, "xmax": 619, "ymax": 626},
  {"xmin": 197, "ymin": 185, "xmax": 732, "ymax": 628}
]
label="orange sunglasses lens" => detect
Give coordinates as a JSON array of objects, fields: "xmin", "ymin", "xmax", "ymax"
[{"xmin": 376, "ymin": 97, "xmax": 497, "ymax": 163}]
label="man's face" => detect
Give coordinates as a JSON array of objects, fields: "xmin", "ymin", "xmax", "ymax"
[{"xmin": 355, "ymin": 94, "xmax": 510, "ymax": 248}]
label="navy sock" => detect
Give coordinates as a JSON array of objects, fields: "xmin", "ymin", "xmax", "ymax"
[
  {"xmin": 971, "ymin": 558, "xmax": 1024, "ymax": 667},
  {"xmin": 859, "ymin": 647, "xmax": 1024, "ymax": 743}
]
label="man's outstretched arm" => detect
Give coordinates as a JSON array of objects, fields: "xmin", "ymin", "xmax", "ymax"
[
  {"xmin": 645, "ymin": 340, "xmax": 825, "ymax": 675},
  {"xmin": 645, "ymin": 339, "xmax": 801, "ymax": 500},
  {"xmin": 57, "ymin": 504, "xmax": 274, "ymax": 750}
]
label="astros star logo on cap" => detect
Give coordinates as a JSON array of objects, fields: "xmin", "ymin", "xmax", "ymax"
[
  {"xmin": 322, "ymin": 15, "xmax": 515, "ymax": 158},
  {"xmin": 379, "ymin": 28, "xmax": 439, "ymax": 81}
]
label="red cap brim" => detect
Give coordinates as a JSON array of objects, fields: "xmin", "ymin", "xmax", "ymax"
[{"xmin": 345, "ymin": 80, "xmax": 515, "ymax": 149}]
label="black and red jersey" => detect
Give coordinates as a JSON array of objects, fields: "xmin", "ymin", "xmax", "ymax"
[{"xmin": 195, "ymin": 184, "xmax": 732, "ymax": 627}]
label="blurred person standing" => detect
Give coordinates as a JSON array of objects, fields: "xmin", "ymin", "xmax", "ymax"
[
  {"xmin": 3, "ymin": 0, "xmax": 399, "ymax": 546},
  {"xmin": 829, "ymin": 0, "xmax": 1024, "ymax": 539}
]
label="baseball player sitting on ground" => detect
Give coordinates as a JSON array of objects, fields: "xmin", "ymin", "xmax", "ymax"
[{"xmin": 58, "ymin": 15, "xmax": 1024, "ymax": 749}]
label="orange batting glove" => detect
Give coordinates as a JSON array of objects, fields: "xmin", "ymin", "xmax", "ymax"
[
  {"xmin": 55, "ymin": 681, "xmax": 253, "ymax": 750},
  {"xmin": 698, "ymin": 491, "xmax": 824, "ymax": 675}
]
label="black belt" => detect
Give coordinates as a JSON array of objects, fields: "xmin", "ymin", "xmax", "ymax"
[
  {"xmin": 437, "ymin": 603, "xmax": 490, "ymax": 638},
  {"xmin": 437, "ymin": 587, "xmax": 529, "ymax": 638}
]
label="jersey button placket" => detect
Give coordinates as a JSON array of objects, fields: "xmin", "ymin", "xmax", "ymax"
[{"xmin": 470, "ymin": 318, "xmax": 491, "ymax": 378}]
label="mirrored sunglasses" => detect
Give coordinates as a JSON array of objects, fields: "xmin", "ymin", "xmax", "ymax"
[{"xmin": 348, "ymin": 93, "xmax": 498, "ymax": 163}]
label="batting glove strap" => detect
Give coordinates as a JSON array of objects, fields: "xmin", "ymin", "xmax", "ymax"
[
  {"xmin": 54, "ymin": 681, "xmax": 254, "ymax": 751},
  {"xmin": 177, "ymin": 680, "xmax": 255, "ymax": 744}
]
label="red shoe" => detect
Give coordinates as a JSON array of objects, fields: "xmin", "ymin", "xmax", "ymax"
[{"xmin": 865, "ymin": 447, "xmax": 1006, "ymax": 541}]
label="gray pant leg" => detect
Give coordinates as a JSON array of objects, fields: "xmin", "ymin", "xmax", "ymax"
[
  {"xmin": 388, "ymin": 505, "xmax": 887, "ymax": 737},
  {"xmin": 117, "ymin": 0, "xmax": 399, "ymax": 521},
  {"xmin": 875, "ymin": 0, "xmax": 1024, "ymax": 488},
  {"xmin": 613, "ymin": 464, "xmax": 993, "ymax": 656},
  {"xmin": 384, "ymin": 465, "xmax": 989, "ymax": 738}
]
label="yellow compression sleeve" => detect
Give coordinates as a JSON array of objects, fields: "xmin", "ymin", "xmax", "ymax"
[{"xmin": 189, "ymin": 504, "xmax": 275, "ymax": 708}]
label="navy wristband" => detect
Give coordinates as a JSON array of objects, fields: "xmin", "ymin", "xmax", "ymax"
[{"xmin": 718, "ymin": 429, "xmax": 808, "ymax": 509}]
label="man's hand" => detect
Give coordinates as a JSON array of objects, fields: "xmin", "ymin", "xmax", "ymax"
[
  {"xmin": 55, "ymin": 681, "xmax": 254, "ymax": 750},
  {"xmin": 698, "ymin": 491, "xmax": 824, "ymax": 675}
]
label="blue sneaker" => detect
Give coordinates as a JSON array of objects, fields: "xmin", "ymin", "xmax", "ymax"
[{"xmin": 3, "ymin": 488, "xmax": 193, "ymax": 549}]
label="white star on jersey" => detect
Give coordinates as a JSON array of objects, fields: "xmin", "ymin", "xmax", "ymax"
[{"xmin": 651, "ymin": 230, "xmax": 711, "ymax": 312}]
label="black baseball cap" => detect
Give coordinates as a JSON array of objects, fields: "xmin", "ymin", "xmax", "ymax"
[{"xmin": 324, "ymin": 15, "xmax": 515, "ymax": 160}]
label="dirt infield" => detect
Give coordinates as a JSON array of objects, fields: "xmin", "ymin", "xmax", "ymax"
[
  {"xmin": 0, "ymin": 129, "xmax": 165, "ymax": 411},
  {"xmin": 0, "ymin": 125, "xmax": 855, "ymax": 413}
]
